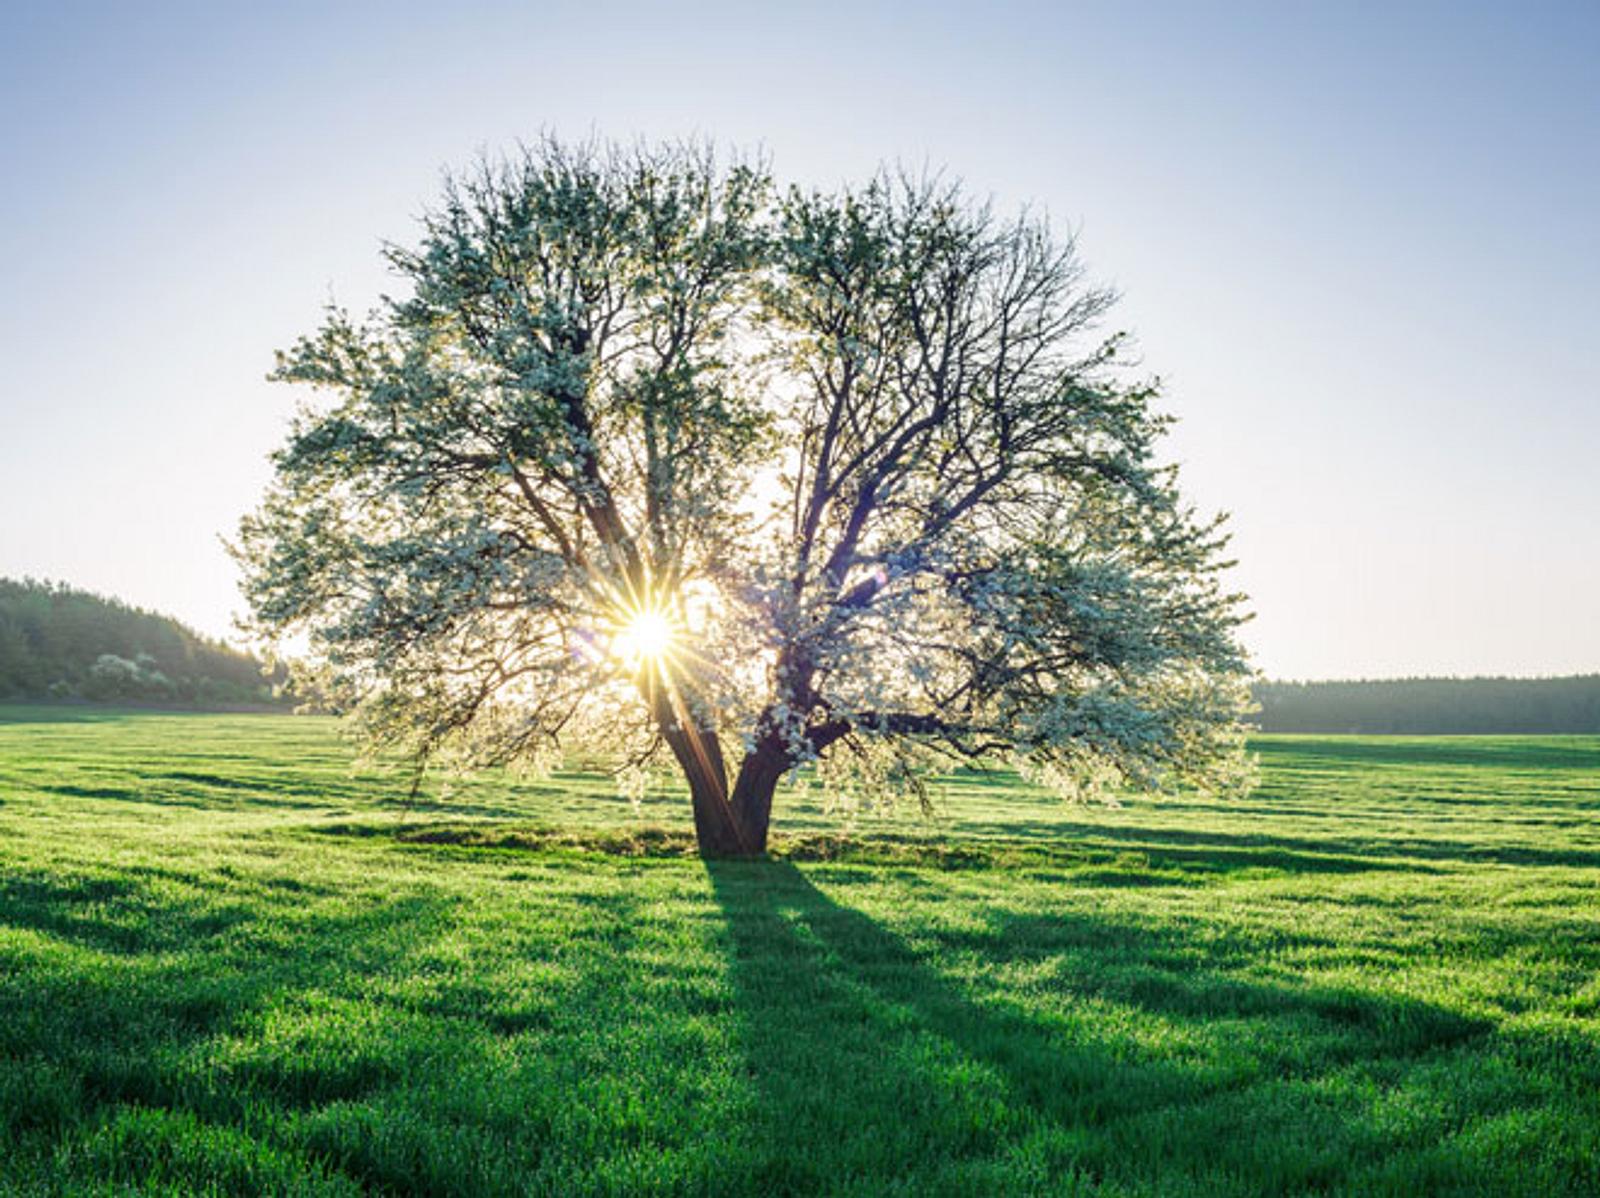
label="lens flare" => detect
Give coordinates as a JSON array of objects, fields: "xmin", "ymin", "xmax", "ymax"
[{"xmin": 609, "ymin": 601, "xmax": 678, "ymax": 672}]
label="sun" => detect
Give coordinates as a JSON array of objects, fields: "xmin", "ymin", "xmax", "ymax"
[{"xmin": 609, "ymin": 601, "xmax": 678, "ymax": 672}]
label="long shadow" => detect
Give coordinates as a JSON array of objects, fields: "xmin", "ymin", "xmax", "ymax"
[{"xmin": 706, "ymin": 860, "xmax": 1493, "ymax": 1194}]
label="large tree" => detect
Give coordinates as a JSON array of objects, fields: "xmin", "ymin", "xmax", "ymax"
[{"xmin": 237, "ymin": 138, "xmax": 1253, "ymax": 856}]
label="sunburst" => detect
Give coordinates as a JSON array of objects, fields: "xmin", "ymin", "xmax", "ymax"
[{"xmin": 608, "ymin": 599, "xmax": 679, "ymax": 674}]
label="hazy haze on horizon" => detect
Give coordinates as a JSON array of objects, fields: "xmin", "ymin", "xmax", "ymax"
[{"xmin": 1, "ymin": 0, "xmax": 1596, "ymax": 680}]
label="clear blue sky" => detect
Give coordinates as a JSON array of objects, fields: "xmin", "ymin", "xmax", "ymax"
[{"xmin": 2, "ymin": 1, "xmax": 1595, "ymax": 679}]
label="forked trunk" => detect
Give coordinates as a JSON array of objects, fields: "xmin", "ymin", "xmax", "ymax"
[
  {"xmin": 665, "ymin": 733, "xmax": 789, "ymax": 857},
  {"xmin": 658, "ymin": 701, "xmax": 790, "ymax": 856}
]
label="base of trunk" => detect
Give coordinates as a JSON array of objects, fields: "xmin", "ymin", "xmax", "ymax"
[
  {"xmin": 672, "ymin": 729, "xmax": 788, "ymax": 857},
  {"xmin": 688, "ymin": 780, "xmax": 754, "ymax": 856}
]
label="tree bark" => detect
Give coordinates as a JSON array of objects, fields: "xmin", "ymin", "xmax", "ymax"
[
  {"xmin": 686, "ymin": 769, "xmax": 749, "ymax": 857},
  {"xmin": 728, "ymin": 733, "xmax": 790, "ymax": 855},
  {"xmin": 659, "ymin": 722, "xmax": 789, "ymax": 857},
  {"xmin": 656, "ymin": 712, "xmax": 753, "ymax": 856}
]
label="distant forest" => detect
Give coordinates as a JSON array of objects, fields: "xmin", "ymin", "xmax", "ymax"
[
  {"xmin": 0, "ymin": 578, "xmax": 285, "ymax": 707},
  {"xmin": 1253, "ymin": 676, "xmax": 1600, "ymax": 734}
]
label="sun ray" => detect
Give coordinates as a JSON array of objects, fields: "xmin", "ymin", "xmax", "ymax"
[{"xmin": 610, "ymin": 601, "xmax": 677, "ymax": 672}]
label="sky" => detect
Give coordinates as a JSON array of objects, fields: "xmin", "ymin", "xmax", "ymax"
[{"xmin": 1, "ymin": 0, "xmax": 1596, "ymax": 680}]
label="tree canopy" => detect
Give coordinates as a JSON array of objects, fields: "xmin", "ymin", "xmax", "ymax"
[{"xmin": 237, "ymin": 138, "xmax": 1254, "ymax": 854}]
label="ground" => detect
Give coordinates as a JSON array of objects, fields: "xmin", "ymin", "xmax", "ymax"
[{"xmin": 1, "ymin": 706, "xmax": 1597, "ymax": 1196}]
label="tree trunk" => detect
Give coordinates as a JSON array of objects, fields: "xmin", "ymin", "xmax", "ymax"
[
  {"xmin": 727, "ymin": 734, "xmax": 790, "ymax": 855},
  {"xmin": 687, "ymin": 772, "xmax": 749, "ymax": 856},
  {"xmin": 651, "ymin": 687, "xmax": 795, "ymax": 856},
  {"xmin": 657, "ymin": 716, "xmax": 752, "ymax": 857}
]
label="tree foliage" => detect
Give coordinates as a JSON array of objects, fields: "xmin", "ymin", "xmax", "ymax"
[{"xmin": 237, "ymin": 138, "xmax": 1254, "ymax": 853}]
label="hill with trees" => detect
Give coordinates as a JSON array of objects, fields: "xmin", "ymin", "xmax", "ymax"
[
  {"xmin": 0, "ymin": 578, "xmax": 284, "ymax": 707},
  {"xmin": 1253, "ymin": 676, "xmax": 1600, "ymax": 734}
]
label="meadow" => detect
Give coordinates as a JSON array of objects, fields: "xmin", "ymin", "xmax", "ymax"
[{"xmin": 1, "ymin": 706, "xmax": 1597, "ymax": 1196}]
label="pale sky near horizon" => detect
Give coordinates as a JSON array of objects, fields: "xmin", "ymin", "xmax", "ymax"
[{"xmin": 1, "ymin": 1, "xmax": 1596, "ymax": 680}]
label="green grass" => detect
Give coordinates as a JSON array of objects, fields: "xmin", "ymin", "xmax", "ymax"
[{"xmin": 1, "ymin": 705, "xmax": 1597, "ymax": 1196}]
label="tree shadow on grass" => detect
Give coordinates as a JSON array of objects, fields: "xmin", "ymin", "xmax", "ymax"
[{"xmin": 706, "ymin": 859, "xmax": 1502, "ymax": 1196}]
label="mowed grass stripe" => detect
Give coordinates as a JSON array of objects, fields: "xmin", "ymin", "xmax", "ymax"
[{"xmin": 0, "ymin": 706, "xmax": 1597, "ymax": 1195}]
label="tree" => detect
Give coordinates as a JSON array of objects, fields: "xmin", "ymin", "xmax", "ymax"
[{"xmin": 237, "ymin": 137, "xmax": 1254, "ymax": 856}]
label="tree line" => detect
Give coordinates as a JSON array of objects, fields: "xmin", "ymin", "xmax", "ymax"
[
  {"xmin": 1253, "ymin": 676, "xmax": 1600, "ymax": 734},
  {"xmin": 0, "ymin": 578, "xmax": 285, "ymax": 707}
]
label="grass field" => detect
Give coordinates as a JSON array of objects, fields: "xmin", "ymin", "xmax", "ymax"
[{"xmin": 1, "ymin": 706, "xmax": 1597, "ymax": 1196}]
